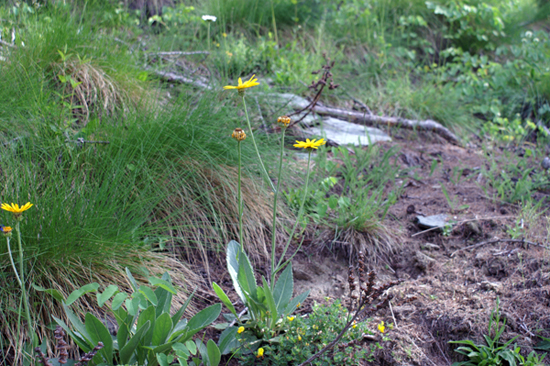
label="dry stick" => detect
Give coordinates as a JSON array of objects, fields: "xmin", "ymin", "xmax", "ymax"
[
  {"xmin": 149, "ymin": 51, "xmax": 210, "ymax": 56},
  {"xmin": 450, "ymin": 238, "xmax": 547, "ymax": 257},
  {"xmin": 411, "ymin": 216, "xmax": 515, "ymax": 237},
  {"xmin": 309, "ymin": 104, "xmax": 460, "ymax": 145}
]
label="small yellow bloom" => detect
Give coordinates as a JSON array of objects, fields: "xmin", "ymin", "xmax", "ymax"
[
  {"xmin": 298, "ymin": 335, "xmax": 302, "ymax": 341},
  {"xmin": 2, "ymin": 202, "xmax": 33, "ymax": 217},
  {"xmin": 352, "ymin": 321, "xmax": 357, "ymax": 329},
  {"xmin": 293, "ymin": 138, "xmax": 326, "ymax": 150},
  {"xmin": 232, "ymin": 128, "xmax": 246, "ymax": 141},
  {"xmin": 216, "ymin": 42, "xmax": 220, "ymax": 47},
  {"xmin": 277, "ymin": 116, "xmax": 291, "ymax": 127},
  {"xmin": 226, "ymin": 51, "xmax": 233, "ymax": 57},
  {"xmin": 223, "ymin": 32, "xmax": 227, "ymax": 38},
  {"xmin": 257, "ymin": 347, "xmax": 264, "ymax": 358},
  {"xmin": 287, "ymin": 316, "xmax": 295, "ymax": 322},
  {"xmin": 378, "ymin": 321, "xmax": 385, "ymax": 333},
  {"xmin": 1, "ymin": 226, "xmax": 12, "ymax": 236},
  {"xmin": 237, "ymin": 326, "xmax": 245, "ymax": 334},
  {"xmin": 296, "ymin": 302, "xmax": 301, "ymax": 308},
  {"xmin": 223, "ymin": 74, "xmax": 260, "ymax": 94}
]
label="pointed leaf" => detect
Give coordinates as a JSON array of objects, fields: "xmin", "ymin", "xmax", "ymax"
[
  {"xmin": 227, "ymin": 241, "xmax": 245, "ymax": 303},
  {"xmin": 206, "ymin": 339, "xmax": 221, "ymax": 366},
  {"xmin": 273, "ymin": 263, "xmax": 293, "ymax": 315},
  {"xmin": 52, "ymin": 316, "xmax": 92, "ymax": 353},
  {"xmin": 119, "ymin": 320, "xmax": 150, "ymax": 364},
  {"xmin": 62, "ymin": 305, "xmax": 92, "ymax": 345},
  {"xmin": 237, "ymin": 251, "xmax": 257, "ymax": 302},
  {"xmin": 65, "ymin": 283, "xmax": 99, "ymax": 306},
  {"xmin": 283, "ymin": 290, "xmax": 309, "ymax": 316},
  {"xmin": 262, "ymin": 277, "xmax": 278, "ymax": 328},
  {"xmin": 212, "ymin": 282, "xmax": 237, "ymax": 318},
  {"xmin": 32, "ymin": 284, "xmax": 65, "ymax": 303},
  {"xmin": 217, "ymin": 327, "xmax": 239, "ymax": 355},
  {"xmin": 170, "ymin": 304, "xmax": 220, "ymax": 342},
  {"xmin": 125, "ymin": 268, "xmax": 139, "ymax": 292},
  {"xmin": 172, "ymin": 287, "xmax": 196, "ymax": 325},
  {"xmin": 97, "ymin": 285, "xmax": 119, "ymax": 308},
  {"xmin": 137, "ymin": 305, "xmax": 156, "ymax": 346}
]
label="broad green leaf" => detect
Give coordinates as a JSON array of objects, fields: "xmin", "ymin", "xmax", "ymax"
[
  {"xmin": 206, "ymin": 340, "xmax": 221, "ymax": 366},
  {"xmin": 137, "ymin": 305, "xmax": 156, "ymax": 346},
  {"xmin": 172, "ymin": 343, "xmax": 190, "ymax": 358},
  {"xmin": 125, "ymin": 296, "xmax": 140, "ymax": 316},
  {"xmin": 85, "ymin": 313, "xmax": 113, "ymax": 363},
  {"xmin": 32, "ymin": 284, "xmax": 65, "ymax": 303},
  {"xmin": 139, "ymin": 286, "xmax": 158, "ymax": 306},
  {"xmin": 262, "ymin": 277, "xmax": 278, "ymax": 329},
  {"xmin": 125, "ymin": 268, "xmax": 139, "ymax": 292},
  {"xmin": 149, "ymin": 277, "xmax": 177, "ymax": 294},
  {"xmin": 227, "ymin": 241, "xmax": 245, "ymax": 303},
  {"xmin": 212, "ymin": 282, "xmax": 237, "ymax": 318},
  {"xmin": 217, "ymin": 327, "xmax": 239, "ymax": 355},
  {"xmin": 237, "ymin": 251, "xmax": 257, "ymax": 302},
  {"xmin": 156, "ymin": 354, "xmax": 170, "ymax": 366},
  {"xmin": 273, "ymin": 263, "xmax": 293, "ymax": 315},
  {"xmin": 97, "ymin": 285, "xmax": 119, "ymax": 308},
  {"xmin": 185, "ymin": 340, "xmax": 197, "ymax": 355},
  {"xmin": 152, "ymin": 313, "xmax": 173, "ymax": 346},
  {"xmin": 169, "ymin": 318, "xmax": 188, "ymax": 342},
  {"xmin": 119, "ymin": 320, "xmax": 150, "ymax": 365},
  {"xmin": 155, "ymin": 285, "xmax": 173, "ymax": 318},
  {"xmin": 65, "ymin": 283, "xmax": 100, "ymax": 306},
  {"xmin": 283, "ymin": 290, "xmax": 309, "ymax": 317},
  {"xmin": 111, "ymin": 292, "xmax": 128, "ymax": 311},
  {"xmin": 187, "ymin": 304, "xmax": 221, "ymax": 333}
]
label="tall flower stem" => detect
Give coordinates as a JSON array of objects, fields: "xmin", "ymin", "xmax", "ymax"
[
  {"xmin": 242, "ymin": 96, "xmax": 275, "ymax": 192},
  {"xmin": 6, "ymin": 237, "xmax": 22, "ymax": 286},
  {"xmin": 274, "ymin": 150, "xmax": 312, "ymax": 276},
  {"xmin": 207, "ymin": 23, "xmax": 211, "ymax": 52},
  {"xmin": 15, "ymin": 221, "xmax": 34, "ymax": 344},
  {"xmin": 270, "ymin": 128, "xmax": 286, "ymax": 285},
  {"xmin": 237, "ymin": 140, "xmax": 244, "ymax": 247}
]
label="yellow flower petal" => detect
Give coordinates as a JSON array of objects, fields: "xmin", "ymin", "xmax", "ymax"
[
  {"xmin": 1, "ymin": 202, "xmax": 33, "ymax": 214},
  {"xmin": 237, "ymin": 326, "xmax": 245, "ymax": 334},
  {"xmin": 223, "ymin": 74, "xmax": 260, "ymax": 91},
  {"xmin": 293, "ymin": 138, "xmax": 326, "ymax": 150}
]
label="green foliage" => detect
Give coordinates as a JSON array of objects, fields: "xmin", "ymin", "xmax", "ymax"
[
  {"xmin": 238, "ymin": 299, "xmax": 382, "ymax": 365},
  {"xmin": 42, "ymin": 270, "xmax": 221, "ymax": 366},
  {"xmin": 289, "ymin": 144, "xmax": 401, "ymax": 233},
  {"xmin": 214, "ymin": 241, "xmax": 309, "ymax": 354},
  {"xmin": 450, "ymin": 298, "xmax": 546, "ymax": 366}
]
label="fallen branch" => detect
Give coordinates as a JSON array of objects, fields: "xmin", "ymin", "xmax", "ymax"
[
  {"xmin": 450, "ymin": 238, "xmax": 548, "ymax": 257},
  {"xmin": 309, "ymin": 105, "xmax": 460, "ymax": 145},
  {"xmin": 148, "ymin": 51, "xmax": 210, "ymax": 56}
]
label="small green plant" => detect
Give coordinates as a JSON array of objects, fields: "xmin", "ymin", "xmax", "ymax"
[
  {"xmin": 40, "ymin": 269, "xmax": 221, "ymax": 366},
  {"xmin": 450, "ymin": 298, "xmax": 524, "ymax": 366}
]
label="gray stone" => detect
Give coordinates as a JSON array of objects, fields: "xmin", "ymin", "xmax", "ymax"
[
  {"xmin": 306, "ymin": 117, "xmax": 391, "ymax": 146},
  {"xmin": 416, "ymin": 214, "xmax": 448, "ymax": 229}
]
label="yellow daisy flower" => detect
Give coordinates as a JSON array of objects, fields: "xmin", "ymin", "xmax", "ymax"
[
  {"xmin": 2, "ymin": 202, "xmax": 33, "ymax": 217},
  {"xmin": 223, "ymin": 74, "xmax": 260, "ymax": 94},
  {"xmin": 378, "ymin": 321, "xmax": 385, "ymax": 333},
  {"xmin": 237, "ymin": 326, "xmax": 245, "ymax": 334},
  {"xmin": 1, "ymin": 226, "xmax": 12, "ymax": 236},
  {"xmin": 293, "ymin": 138, "xmax": 326, "ymax": 150}
]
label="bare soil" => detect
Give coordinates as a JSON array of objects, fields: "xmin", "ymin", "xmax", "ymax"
[{"xmin": 200, "ymin": 131, "xmax": 550, "ymax": 365}]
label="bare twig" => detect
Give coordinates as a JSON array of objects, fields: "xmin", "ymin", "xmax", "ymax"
[
  {"xmin": 0, "ymin": 39, "xmax": 16, "ymax": 48},
  {"xmin": 411, "ymin": 216, "xmax": 515, "ymax": 237},
  {"xmin": 450, "ymin": 238, "xmax": 547, "ymax": 257}
]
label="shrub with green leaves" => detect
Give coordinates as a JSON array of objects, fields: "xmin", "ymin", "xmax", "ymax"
[
  {"xmin": 40, "ymin": 269, "xmax": 221, "ymax": 366},
  {"xmin": 238, "ymin": 299, "xmax": 384, "ymax": 365}
]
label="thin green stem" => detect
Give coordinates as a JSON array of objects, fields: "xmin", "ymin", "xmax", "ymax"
[
  {"xmin": 16, "ymin": 221, "xmax": 34, "ymax": 344},
  {"xmin": 242, "ymin": 96, "xmax": 275, "ymax": 192},
  {"xmin": 275, "ymin": 150, "xmax": 312, "ymax": 274},
  {"xmin": 6, "ymin": 236, "xmax": 22, "ymax": 287},
  {"xmin": 237, "ymin": 141, "xmax": 244, "ymax": 247},
  {"xmin": 270, "ymin": 128, "xmax": 286, "ymax": 285},
  {"xmin": 207, "ymin": 23, "xmax": 211, "ymax": 52},
  {"xmin": 270, "ymin": 0, "xmax": 279, "ymax": 49}
]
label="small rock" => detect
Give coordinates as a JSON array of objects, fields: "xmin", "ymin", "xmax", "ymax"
[
  {"xmin": 414, "ymin": 251, "xmax": 436, "ymax": 270},
  {"xmin": 306, "ymin": 117, "xmax": 391, "ymax": 146},
  {"xmin": 416, "ymin": 214, "xmax": 448, "ymax": 230},
  {"xmin": 542, "ymin": 157, "xmax": 550, "ymax": 170}
]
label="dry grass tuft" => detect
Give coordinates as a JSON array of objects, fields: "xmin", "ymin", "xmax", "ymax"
[{"xmin": 160, "ymin": 161, "xmax": 292, "ymax": 273}]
